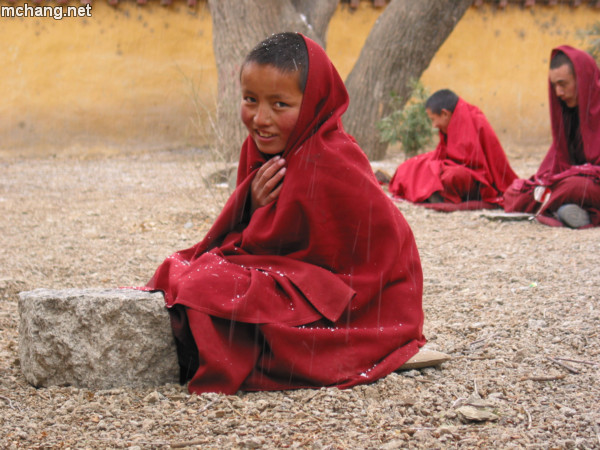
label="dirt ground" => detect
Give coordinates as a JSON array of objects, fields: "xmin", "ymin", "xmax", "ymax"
[{"xmin": 0, "ymin": 143, "xmax": 598, "ymax": 449}]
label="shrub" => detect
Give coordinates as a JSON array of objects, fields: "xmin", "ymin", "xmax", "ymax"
[
  {"xmin": 377, "ymin": 79, "xmax": 434, "ymax": 159},
  {"xmin": 577, "ymin": 22, "xmax": 600, "ymax": 64}
]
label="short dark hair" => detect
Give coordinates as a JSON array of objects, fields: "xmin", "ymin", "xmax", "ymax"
[
  {"xmin": 425, "ymin": 89, "xmax": 459, "ymax": 114},
  {"xmin": 550, "ymin": 50, "xmax": 574, "ymax": 75},
  {"xmin": 242, "ymin": 32, "xmax": 309, "ymax": 92}
]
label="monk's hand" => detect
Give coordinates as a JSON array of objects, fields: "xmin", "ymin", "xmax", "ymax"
[{"xmin": 250, "ymin": 156, "xmax": 286, "ymax": 214}]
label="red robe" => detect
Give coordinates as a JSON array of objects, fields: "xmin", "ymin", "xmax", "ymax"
[
  {"xmin": 503, "ymin": 45, "xmax": 600, "ymax": 227},
  {"xmin": 388, "ymin": 98, "xmax": 517, "ymax": 211},
  {"xmin": 143, "ymin": 35, "xmax": 425, "ymax": 394}
]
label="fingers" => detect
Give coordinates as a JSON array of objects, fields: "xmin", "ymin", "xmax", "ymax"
[
  {"xmin": 250, "ymin": 156, "xmax": 286, "ymax": 213},
  {"xmin": 256, "ymin": 155, "xmax": 286, "ymax": 181},
  {"xmin": 261, "ymin": 166, "xmax": 286, "ymax": 200},
  {"xmin": 261, "ymin": 163, "xmax": 286, "ymax": 193}
]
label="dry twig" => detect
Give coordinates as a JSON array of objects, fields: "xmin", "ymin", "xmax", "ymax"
[
  {"xmin": 171, "ymin": 439, "xmax": 206, "ymax": 448},
  {"xmin": 554, "ymin": 357, "xmax": 598, "ymax": 366},
  {"xmin": 524, "ymin": 407, "xmax": 532, "ymax": 429},
  {"xmin": 0, "ymin": 395, "xmax": 19, "ymax": 411},
  {"xmin": 519, "ymin": 374, "xmax": 566, "ymax": 382},
  {"xmin": 546, "ymin": 356, "xmax": 580, "ymax": 374},
  {"xmin": 197, "ymin": 398, "xmax": 219, "ymax": 414},
  {"xmin": 473, "ymin": 378, "xmax": 481, "ymax": 397},
  {"xmin": 225, "ymin": 397, "xmax": 244, "ymax": 417}
]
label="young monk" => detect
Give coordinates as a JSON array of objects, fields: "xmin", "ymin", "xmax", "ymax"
[
  {"xmin": 143, "ymin": 32, "xmax": 427, "ymax": 394},
  {"xmin": 388, "ymin": 89, "xmax": 517, "ymax": 211},
  {"xmin": 503, "ymin": 46, "xmax": 600, "ymax": 228}
]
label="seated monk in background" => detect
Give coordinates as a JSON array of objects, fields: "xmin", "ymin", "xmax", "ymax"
[
  {"xmin": 503, "ymin": 45, "xmax": 600, "ymax": 228},
  {"xmin": 388, "ymin": 89, "xmax": 518, "ymax": 211}
]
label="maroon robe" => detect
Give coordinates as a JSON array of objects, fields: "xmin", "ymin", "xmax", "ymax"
[
  {"xmin": 388, "ymin": 98, "xmax": 517, "ymax": 212},
  {"xmin": 503, "ymin": 45, "xmax": 600, "ymax": 227},
  {"xmin": 142, "ymin": 35, "xmax": 425, "ymax": 394}
]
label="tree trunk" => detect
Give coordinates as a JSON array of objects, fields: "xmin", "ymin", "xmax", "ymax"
[
  {"xmin": 207, "ymin": 0, "xmax": 338, "ymax": 160},
  {"xmin": 291, "ymin": 0, "xmax": 339, "ymax": 47},
  {"xmin": 344, "ymin": 0, "xmax": 473, "ymax": 160}
]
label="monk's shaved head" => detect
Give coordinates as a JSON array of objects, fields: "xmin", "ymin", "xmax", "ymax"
[{"xmin": 550, "ymin": 50, "xmax": 574, "ymax": 74}]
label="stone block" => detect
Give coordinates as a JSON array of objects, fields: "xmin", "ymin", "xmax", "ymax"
[{"xmin": 18, "ymin": 288, "xmax": 179, "ymax": 390}]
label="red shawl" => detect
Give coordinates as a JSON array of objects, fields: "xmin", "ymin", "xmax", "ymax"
[
  {"xmin": 145, "ymin": 35, "xmax": 425, "ymax": 394},
  {"xmin": 535, "ymin": 45, "xmax": 600, "ymax": 183},
  {"xmin": 503, "ymin": 46, "xmax": 600, "ymax": 226},
  {"xmin": 388, "ymin": 98, "xmax": 517, "ymax": 210}
]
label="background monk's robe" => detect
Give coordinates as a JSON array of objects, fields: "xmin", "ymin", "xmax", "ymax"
[
  {"xmin": 389, "ymin": 98, "xmax": 517, "ymax": 212},
  {"xmin": 503, "ymin": 45, "xmax": 600, "ymax": 227},
  {"xmin": 142, "ymin": 35, "xmax": 426, "ymax": 395}
]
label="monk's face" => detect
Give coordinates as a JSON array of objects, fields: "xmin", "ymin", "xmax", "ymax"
[
  {"xmin": 240, "ymin": 62, "xmax": 304, "ymax": 155},
  {"xmin": 426, "ymin": 108, "xmax": 452, "ymax": 134},
  {"xmin": 549, "ymin": 64, "xmax": 578, "ymax": 108}
]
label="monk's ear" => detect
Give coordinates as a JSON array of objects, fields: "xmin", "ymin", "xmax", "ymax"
[{"xmin": 440, "ymin": 109, "xmax": 452, "ymax": 119}]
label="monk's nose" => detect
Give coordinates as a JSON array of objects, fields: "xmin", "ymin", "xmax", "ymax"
[{"xmin": 254, "ymin": 105, "xmax": 271, "ymax": 126}]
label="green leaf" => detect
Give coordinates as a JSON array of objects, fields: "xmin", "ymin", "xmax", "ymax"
[{"xmin": 377, "ymin": 79, "xmax": 434, "ymax": 158}]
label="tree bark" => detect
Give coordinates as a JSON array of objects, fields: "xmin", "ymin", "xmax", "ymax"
[
  {"xmin": 291, "ymin": 0, "xmax": 339, "ymax": 47},
  {"xmin": 207, "ymin": 0, "xmax": 337, "ymax": 160},
  {"xmin": 344, "ymin": 0, "xmax": 473, "ymax": 160}
]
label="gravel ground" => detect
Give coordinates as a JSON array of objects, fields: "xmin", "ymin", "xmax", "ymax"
[{"xmin": 0, "ymin": 144, "xmax": 599, "ymax": 449}]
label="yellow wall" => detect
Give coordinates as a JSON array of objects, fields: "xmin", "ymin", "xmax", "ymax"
[
  {"xmin": 420, "ymin": 4, "xmax": 598, "ymax": 146},
  {"xmin": 0, "ymin": 1, "xmax": 598, "ymax": 157},
  {"xmin": 0, "ymin": 1, "xmax": 216, "ymax": 157},
  {"xmin": 328, "ymin": 3, "xmax": 598, "ymax": 147}
]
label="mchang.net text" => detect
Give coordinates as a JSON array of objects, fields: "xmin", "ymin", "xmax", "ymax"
[{"xmin": 1, "ymin": 3, "xmax": 92, "ymax": 20}]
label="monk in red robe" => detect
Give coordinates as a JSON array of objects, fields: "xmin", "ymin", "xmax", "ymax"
[
  {"xmin": 388, "ymin": 89, "xmax": 517, "ymax": 212},
  {"xmin": 504, "ymin": 46, "xmax": 600, "ymax": 228},
  {"xmin": 143, "ymin": 33, "xmax": 426, "ymax": 394}
]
